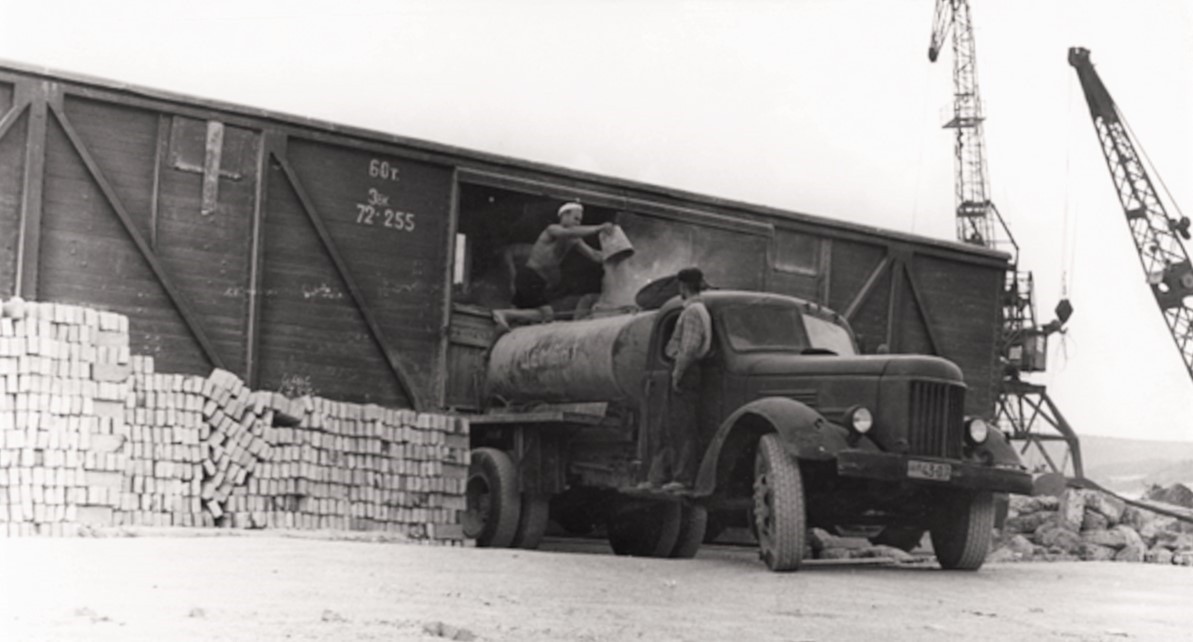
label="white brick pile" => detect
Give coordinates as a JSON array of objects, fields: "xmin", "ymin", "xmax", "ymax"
[{"xmin": 0, "ymin": 297, "xmax": 470, "ymax": 544}]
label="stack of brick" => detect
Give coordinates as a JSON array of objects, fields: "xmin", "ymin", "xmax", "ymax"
[
  {"xmin": 0, "ymin": 297, "xmax": 471, "ymax": 544},
  {"xmin": 125, "ymin": 357, "xmax": 207, "ymax": 527},
  {"xmin": 192, "ymin": 367, "xmax": 274, "ymax": 523},
  {"xmin": 0, "ymin": 299, "xmax": 135, "ymax": 535},
  {"xmin": 234, "ymin": 397, "xmax": 470, "ymax": 540}
]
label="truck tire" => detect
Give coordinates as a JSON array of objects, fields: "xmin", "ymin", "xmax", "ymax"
[
  {"xmin": 669, "ymin": 503, "xmax": 708, "ymax": 559},
  {"xmin": 510, "ymin": 493, "xmax": 550, "ymax": 550},
  {"xmin": 607, "ymin": 499, "xmax": 682, "ymax": 557},
  {"xmin": 753, "ymin": 433, "xmax": 806, "ymax": 571},
  {"xmin": 930, "ymin": 491, "xmax": 995, "ymax": 570},
  {"xmin": 462, "ymin": 448, "xmax": 522, "ymax": 548},
  {"xmin": 872, "ymin": 526, "xmax": 926, "ymax": 552}
]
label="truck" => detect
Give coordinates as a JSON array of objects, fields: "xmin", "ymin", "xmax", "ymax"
[
  {"xmin": 0, "ymin": 62, "xmax": 1029, "ymax": 567},
  {"xmin": 465, "ymin": 288, "xmax": 1031, "ymax": 571}
]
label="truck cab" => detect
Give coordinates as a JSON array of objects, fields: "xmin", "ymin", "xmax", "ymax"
[{"xmin": 464, "ymin": 290, "xmax": 1031, "ymax": 571}]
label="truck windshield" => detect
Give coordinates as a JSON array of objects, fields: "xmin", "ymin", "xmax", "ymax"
[
  {"xmin": 802, "ymin": 314, "xmax": 856, "ymax": 356},
  {"xmin": 720, "ymin": 301, "xmax": 856, "ymax": 355}
]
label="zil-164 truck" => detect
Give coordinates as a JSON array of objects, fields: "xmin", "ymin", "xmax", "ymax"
[{"xmin": 462, "ymin": 288, "xmax": 1032, "ymax": 571}]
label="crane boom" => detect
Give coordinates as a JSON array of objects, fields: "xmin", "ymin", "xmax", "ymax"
[
  {"xmin": 930, "ymin": 1, "xmax": 1082, "ymax": 479},
  {"xmin": 1068, "ymin": 47, "xmax": 1193, "ymax": 383}
]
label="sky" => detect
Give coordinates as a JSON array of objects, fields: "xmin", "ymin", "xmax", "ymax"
[{"xmin": 0, "ymin": 0, "xmax": 1191, "ymax": 444}]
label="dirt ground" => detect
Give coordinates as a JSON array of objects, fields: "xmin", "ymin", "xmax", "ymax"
[{"xmin": 1, "ymin": 530, "xmax": 1190, "ymax": 642}]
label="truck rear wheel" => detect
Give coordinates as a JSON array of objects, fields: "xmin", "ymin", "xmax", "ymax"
[
  {"xmin": 930, "ymin": 491, "xmax": 994, "ymax": 570},
  {"xmin": 669, "ymin": 503, "xmax": 708, "ymax": 559},
  {"xmin": 462, "ymin": 448, "xmax": 522, "ymax": 548},
  {"xmin": 753, "ymin": 433, "xmax": 806, "ymax": 571},
  {"xmin": 607, "ymin": 499, "xmax": 682, "ymax": 557},
  {"xmin": 510, "ymin": 493, "xmax": 550, "ymax": 549}
]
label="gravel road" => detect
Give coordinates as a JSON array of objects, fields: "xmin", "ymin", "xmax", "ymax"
[{"xmin": 2, "ymin": 531, "xmax": 1190, "ymax": 641}]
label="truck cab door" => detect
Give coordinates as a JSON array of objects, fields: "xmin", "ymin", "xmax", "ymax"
[
  {"xmin": 639, "ymin": 306, "xmax": 721, "ymax": 485},
  {"xmin": 639, "ymin": 309, "xmax": 679, "ymax": 483}
]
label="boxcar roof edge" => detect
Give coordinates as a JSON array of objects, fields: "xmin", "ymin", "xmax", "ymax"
[{"xmin": 0, "ymin": 58, "xmax": 1009, "ymax": 269}]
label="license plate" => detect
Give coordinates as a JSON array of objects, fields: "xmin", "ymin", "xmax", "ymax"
[{"xmin": 907, "ymin": 459, "xmax": 952, "ymax": 481}]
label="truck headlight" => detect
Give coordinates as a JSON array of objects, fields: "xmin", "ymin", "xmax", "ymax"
[
  {"xmin": 964, "ymin": 417, "xmax": 989, "ymax": 445},
  {"xmin": 844, "ymin": 406, "xmax": 873, "ymax": 434}
]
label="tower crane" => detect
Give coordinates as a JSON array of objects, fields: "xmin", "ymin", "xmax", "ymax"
[
  {"xmin": 928, "ymin": 0, "xmax": 1081, "ymax": 478},
  {"xmin": 1069, "ymin": 47, "xmax": 1193, "ymax": 382}
]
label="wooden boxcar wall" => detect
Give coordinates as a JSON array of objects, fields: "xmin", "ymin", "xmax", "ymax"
[
  {"xmin": 0, "ymin": 68, "xmax": 452, "ymax": 409},
  {"xmin": 0, "ymin": 64, "xmax": 1006, "ymax": 417}
]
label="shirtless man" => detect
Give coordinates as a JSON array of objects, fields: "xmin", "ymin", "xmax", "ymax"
[{"xmin": 493, "ymin": 202, "xmax": 612, "ymax": 332}]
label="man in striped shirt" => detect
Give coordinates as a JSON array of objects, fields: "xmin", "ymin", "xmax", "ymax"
[{"xmin": 656, "ymin": 267, "xmax": 712, "ymax": 493}]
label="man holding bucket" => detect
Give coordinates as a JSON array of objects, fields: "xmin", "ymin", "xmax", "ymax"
[{"xmin": 493, "ymin": 202, "xmax": 617, "ymax": 331}]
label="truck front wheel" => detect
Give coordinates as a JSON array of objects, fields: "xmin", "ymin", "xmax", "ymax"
[
  {"xmin": 930, "ymin": 491, "xmax": 995, "ymax": 570},
  {"xmin": 753, "ymin": 433, "xmax": 806, "ymax": 571},
  {"xmin": 462, "ymin": 448, "xmax": 522, "ymax": 548}
]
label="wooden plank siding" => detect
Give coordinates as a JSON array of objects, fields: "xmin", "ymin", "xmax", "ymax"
[
  {"xmin": 0, "ymin": 63, "xmax": 1008, "ymax": 416},
  {"xmin": 0, "ymin": 79, "xmax": 26, "ymax": 296}
]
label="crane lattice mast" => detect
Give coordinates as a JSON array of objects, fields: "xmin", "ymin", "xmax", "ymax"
[
  {"xmin": 929, "ymin": 0, "xmax": 1081, "ymax": 477},
  {"xmin": 929, "ymin": 0, "xmax": 1017, "ymax": 260}
]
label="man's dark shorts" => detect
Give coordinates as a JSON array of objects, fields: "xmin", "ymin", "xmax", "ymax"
[{"xmin": 513, "ymin": 265, "xmax": 550, "ymax": 309}]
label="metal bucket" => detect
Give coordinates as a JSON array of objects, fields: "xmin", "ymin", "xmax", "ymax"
[{"xmin": 599, "ymin": 224, "xmax": 635, "ymax": 263}]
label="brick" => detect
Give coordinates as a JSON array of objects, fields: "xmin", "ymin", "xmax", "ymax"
[
  {"xmin": 85, "ymin": 470, "xmax": 125, "ymax": 490},
  {"xmin": 93, "ymin": 363, "xmax": 131, "ymax": 383}
]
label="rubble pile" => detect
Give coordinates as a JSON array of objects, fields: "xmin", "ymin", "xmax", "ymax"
[
  {"xmin": 0, "ymin": 298, "xmax": 470, "ymax": 543},
  {"xmin": 807, "ymin": 528, "xmax": 918, "ymax": 563},
  {"xmin": 991, "ymin": 485, "xmax": 1193, "ymax": 565}
]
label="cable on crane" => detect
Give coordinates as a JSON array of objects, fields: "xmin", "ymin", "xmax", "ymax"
[{"xmin": 1120, "ymin": 110, "xmax": 1192, "ymax": 242}]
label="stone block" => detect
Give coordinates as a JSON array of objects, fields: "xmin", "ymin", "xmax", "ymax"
[
  {"xmin": 1082, "ymin": 528, "xmax": 1128, "ymax": 549},
  {"xmin": 1037, "ymin": 524, "xmax": 1083, "ymax": 552},
  {"xmin": 1146, "ymin": 546, "xmax": 1175, "ymax": 565},
  {"xmin": 1115, "ymin": 544, "xmax": 1146, "ymax": 563},
  {"xmin": 1084, "ymin": 491, "xmax": 1126, "ymax": 525},
  {"xmin": 1058, "ymin": 489, "xmax": 1087, "ymax": 531},
  {"xmin": 858, "ymin": 545, "xmax": 915, "ymax": 562},
  {"xmin": 1005, "ymin": 534, "xmax": 1037, "ymax": 557},
  {"xmin": 1113, "ymin": 524, "xmax": 1146, "ymax": 551},
  {"xmin": 987, "ymin": 547, "xmax": 1021, "ymax": 563},
  {"xmin": 816, "ymin": 547, "xmax": 853, "ymax": 560},
  {"xmin": 1081, "ymin": 509, "xmax": 1109, "ymax": 532},
  {"xmin": 1009, "ymin": 495, "xmax": 1060, "ymax": 515},
  {"xmin": 1007, "ymin": 510, "xmax": 1056, "ymax": 534},
  {"xmin": 1079, "ymin": 542, "xmax": 1117, "ymax": 561},
  {"xmin": 1120, "ymin": 506, "xmax": 1155, "ymax": 533},
  {"xmin": 1154, "ymin": 531, "xmax": 1193, "ymax": 552}
]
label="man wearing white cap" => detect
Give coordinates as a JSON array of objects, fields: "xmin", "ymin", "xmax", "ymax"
[{"xmin": 493, "ymin": 202, "xmax": 612, "ymax": 331}]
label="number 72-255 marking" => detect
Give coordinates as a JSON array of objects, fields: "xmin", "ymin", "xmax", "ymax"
[{"xmin": 355, "ymin": 204, "xmax": 416, "ymax": 231}]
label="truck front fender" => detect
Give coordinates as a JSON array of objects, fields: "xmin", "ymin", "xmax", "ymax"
[
  {"xmin": 694, "ymin": 397, "xmax": 852, "ymax": 496},
  {"xmin": 973, "ymin": 426, "xmax": 1024, "ymax": 468}
]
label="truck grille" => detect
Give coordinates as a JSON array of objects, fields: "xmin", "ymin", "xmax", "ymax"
[{"xmin": 908, "ymin": 381, "xmax": 964, "ymax": 458}]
